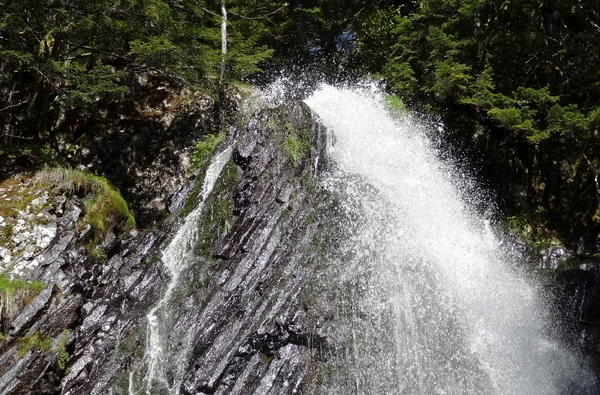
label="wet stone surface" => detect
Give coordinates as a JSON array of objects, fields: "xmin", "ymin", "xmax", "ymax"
[{"xmin": 0, "ymin": 98, "xmax": 336, "ymax": 395}]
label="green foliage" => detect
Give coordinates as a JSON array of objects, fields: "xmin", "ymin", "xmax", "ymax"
[
  {"xmin": 0, "ymin": 275, "xmax": 45, "ymax": 331},
  {"xmin": 191, "ymin": 134, "xmax": 223, "ymax": 170},
  {"xmin": 57, "ymin": 349, "xmax": 70, "ymax": 373},
  {"xmin": 54, "ymin": 329, "xmax": 71, "ymax": 373},
  {"xmin": 0, "ymin": 0, "xmax": 281, "ymax": 139},
  {"xmin": 361, "ymin": 0, "xmax": 600, "ymax": 153},
  {"xmin": 384, "ymin": 95, "xmax": 408, "ymax": 117},
  {"xmin": 34, "ymin": 168, "xmax": 135, "ymax": 237},
  {"xmin": 547, "ymin": 104, "xmax": 589, "ymax": 137},
  {"xmin": 283, "ymin": 135, "xmax": 303, "ymax": 165},
  {"xmin": 17, "ymin": 331, "xmax": 52, "ymax": 357},
  {"xmin": 504, "ymin": 206, "xmax": 560, "ymax": 250},
  {"xmin": 384, "ymin": 62, "xmax": 418, "ymax": 93},
  {"xmin": 460, "ymin": 68, "xmax": 496, "ymax": 109},
  {"xmin": 66, "ymin": 62, "xmax": 127, "ymax": 106},
  {"xmin": 488, "ymin": 107, "xmax": 529, "ymax": 129},
  {"xmin": 86, "ymin": 242, "xmax": 108, "ymax": 263},
  {"xmin": 0, "ymin": 275, "xmax": 45, "ymax": 298},
  {"xmin": 427, "ymin": 59, "xmax": 471, "ymax": 100}
]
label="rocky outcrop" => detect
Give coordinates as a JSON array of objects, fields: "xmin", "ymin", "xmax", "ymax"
[
  {"xmin": 552, "ymin": 261, "xmax": 600, "ymax": 374},
  {"xmin": 0, "ymin": 94, "xmax": 343, "ymax": 394},
  {"xmin": 124, "ymin": 99, "xmax": 336, "ymax": 395},
  {"xmin": 0, "ymin": 172, "xmax": 172, "ymax": 394},
  {"xmin": 3, "ymin": 82, "xmax": 600, "ymax": 395}
]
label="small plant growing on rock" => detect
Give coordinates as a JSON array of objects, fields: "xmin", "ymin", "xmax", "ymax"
[
  {"xmin": 16, "ymin": 331, "xmax": 52, "ymax": 357},
  {"xmin": 54, "ymin": 329, "xmax": 71, "ymax": 373},
  {"xmin": 191, "ymin": 133, "xmax": 223, "ymax": 169},
  {"xmin": 85, "ymin": 242, "xmax": 108, "ymax": 263},
  {"xmin": 283, "ymin": 135, "xmax": 303, "ymax": 165},
  {"xmin": 0, "ymin": 275, "xmax": 45, "ymax": 332}
]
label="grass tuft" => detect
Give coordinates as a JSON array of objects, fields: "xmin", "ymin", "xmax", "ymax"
[
  {"xmin": 34, "ymin": 168, "xmax": 136, "ymax": 237},
  {"xmin": 16, "ymin": 331, "xmax": 52, "ymax": 357},
  {"xmin": 0, "ymin": 275, "xmax": 45, "ymax": 331},
  {"xmin": 283, "ymin": 135, "xmax": 303, "ymax": 165}
]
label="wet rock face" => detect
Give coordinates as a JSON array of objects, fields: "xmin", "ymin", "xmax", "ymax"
[
  {"xmin": 0, "ymin": 181, "xmax": 167, "ymax": 394},
  {"xmin": 118, "ymin": 100, "xmax": 339, "ymax": 395},
  {"xmin": 4, "ymin": 89, "xmax": 600, "ymax": 394},
  {"xmin": 553, "ymin": 264, "xmax": 600, "ymax": 371},
  {"xmin": 0, "ymin": 96, "xmax": 338, "ymax": 395}
]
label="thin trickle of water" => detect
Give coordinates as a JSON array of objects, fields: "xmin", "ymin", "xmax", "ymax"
[
  {"xmin": 305, "ymin": 85, "xmax": 596, "ymax": 394},
  {"xmin": 129, "ymin": 145, "xmax": 233, "ymax": 395}
]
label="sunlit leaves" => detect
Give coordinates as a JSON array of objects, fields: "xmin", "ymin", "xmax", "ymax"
[{"xmin": 427, "ymin": 59, "xmax": 471, "ymax": 100}]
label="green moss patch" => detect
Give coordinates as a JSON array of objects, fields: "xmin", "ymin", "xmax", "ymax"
[
  {"xmin": 34, "ymin": 168, "xmax": 136, "ymax": 237},
  {"xmin": 0, "ymin": 274, "xmax": 45, "ymax": 330},
  {"xmin": 0, "ymin": 175, "xmax": 39, "ymax": 222},
  {"xmin": 191, "ymin": 133, "xmax": 223, "ymax": 170},
  {"xmin": 16, "ymin": 331, "xmax": 52, "ymax": 357}
]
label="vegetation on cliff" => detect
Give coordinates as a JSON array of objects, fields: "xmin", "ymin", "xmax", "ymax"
[
  {"xmin": 1, "ymin": 0, "xmax": 599, "ymax": 249},
  {"xmin": 0, "ymin": 274, "xmax": 45, "ymax": 333},
  {"xmin": 34, "ymin": 168, "xmax": 136, "ymax": 237}
]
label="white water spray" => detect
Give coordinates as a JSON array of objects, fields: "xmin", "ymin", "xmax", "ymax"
[
  {"xmin": 129, "ymin": 145, "xmax": 233, "ymax": 395},
  {"xmin": 305, "ymin": 85, "xmax": 596, "ymax": 394}
]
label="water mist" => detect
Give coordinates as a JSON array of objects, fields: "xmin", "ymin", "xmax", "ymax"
[{"xmin": 305, "ymin": 85, "xmax": 596, "ymax": 394}]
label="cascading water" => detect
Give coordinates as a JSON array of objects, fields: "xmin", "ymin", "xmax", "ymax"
[
  {"xmin": 129, "ymin": 145, "xmax": 233, "ymax": 395},
  {"xmin": 304, "ymin": 85, "xmax": 597, "ymax": 394}
]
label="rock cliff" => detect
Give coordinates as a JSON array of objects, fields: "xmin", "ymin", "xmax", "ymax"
[{"xmin": 1, "ymin": 81, "xmax": 600, "ymax": 394}]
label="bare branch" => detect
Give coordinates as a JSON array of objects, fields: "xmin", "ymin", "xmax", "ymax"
[
  {"xmin": 202, "ymin": 7, "xmax": 219, "ymax": 18},
  {"xmin": 229, "ymin": 7, "xmax": 285, "ymax": 21},
  {"xmin": 61, "ymin": 39, "xmax": 128, "ymax": 60},
  {"xmin": 0, "ymin": 100, "xmax": 26, "ymax": 112},
  {"xmin": 0, "ymin": 132, "xmax": 34, "ymax": 140},
  {"xmin": 0, "ymin": 84, "xmax": 27, "ymax": 113}
]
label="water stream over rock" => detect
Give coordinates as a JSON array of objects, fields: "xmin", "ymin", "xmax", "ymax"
[
  {"xmin": 2, "ymin": 81, "xmax": 599, "ymax": 394},
  {"xmin": 305, "ymin": 85, "xmax": 598, "ymax": 394},
  {"xmin": 129, "ymin": 146, "xmax": 234, "ymax": 394}
]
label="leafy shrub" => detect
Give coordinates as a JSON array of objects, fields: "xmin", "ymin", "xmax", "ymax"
[
  {"xmin": 191, "ymin": 134, "xmax": 223, "ymax": 169},
  {"xmin": 504, "ymin": 206, "xmax": 560, "ymax": 250}
]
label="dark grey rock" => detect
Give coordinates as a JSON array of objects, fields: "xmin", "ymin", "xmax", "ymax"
[
  {"xmin": 538, "ymin": 245, "xmax": 575, "ymax": 269},
  {"xmin": 9, "ymin": 284, "xmax": 55, "ymax": 337}
]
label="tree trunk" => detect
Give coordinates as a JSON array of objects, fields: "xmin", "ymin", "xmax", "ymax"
[{"xmin": 218, "ymin": 0, "xmax": 227, "ymax": 128}]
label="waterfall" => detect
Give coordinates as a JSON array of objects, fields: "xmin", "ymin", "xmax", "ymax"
[
  {"xmin": 129, "ymin": 145, "xmax": 233, "ymax": 395},
  {"xmin": 304, "ymin": 85, "xmax": 597, "ymax": 394}
]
